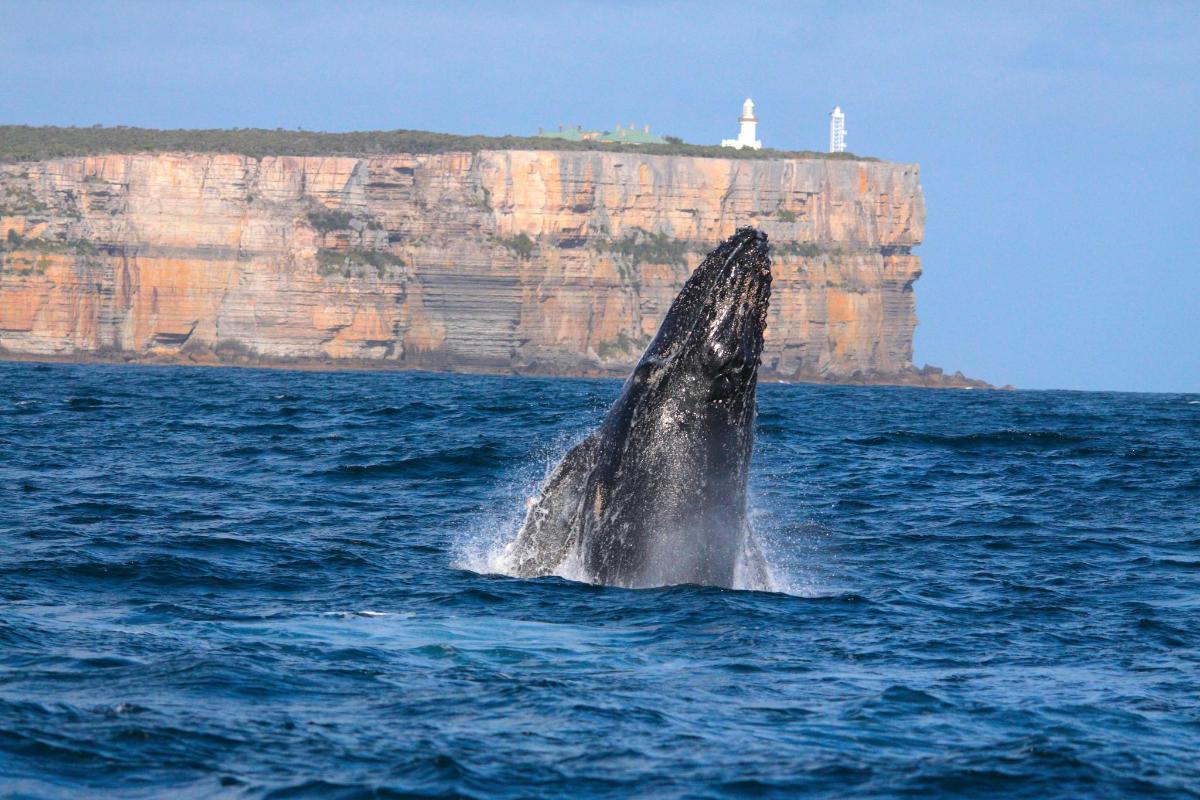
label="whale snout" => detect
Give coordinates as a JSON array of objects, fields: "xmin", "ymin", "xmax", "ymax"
[
  {"xmin": 734, "ymin": 227, "xmax": 769, "ymax": 247},
  {"xmin": 693, "ymin": 228, "xmax": 771, "ymax": 377},
  {"xmin": 728, "ymin": 228, "xmax": 773, "ymax": 292},
  {"xmin": 712, "ymin": 229, "xmax": 772, "ymax": 353}
]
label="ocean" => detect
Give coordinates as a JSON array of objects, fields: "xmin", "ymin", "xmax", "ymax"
[{"xmin": 1, "ymin": 362, "xmax": 1197, "ymax": 798}]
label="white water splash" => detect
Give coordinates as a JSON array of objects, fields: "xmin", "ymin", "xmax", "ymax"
[
  {"xmin": 453, "ymin": 452, "xmax": 822, "ymax": 597},
  {"xmin": 452, "ymin": 482, "xmax": 592, "ymax": 586},
  {"xmin": 749, "ymin": 519, "xmax": 827, "ymax": 598},
  {"xmin": 452, "ymin": 433, "xmax": 576, "ymax": 577}
]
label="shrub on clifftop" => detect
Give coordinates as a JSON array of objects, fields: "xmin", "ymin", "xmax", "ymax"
[{"xmin": 0, "ymin": 125, "xmax": 874, "ymax": 163}]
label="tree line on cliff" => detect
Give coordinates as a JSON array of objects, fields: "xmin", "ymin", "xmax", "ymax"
[{"xmin": 0, "ymin": 126, "xmax": 871, "ymax": 163}]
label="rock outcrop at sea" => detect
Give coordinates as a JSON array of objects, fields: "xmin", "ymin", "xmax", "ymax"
[{"xmin": 0, "ymin": 150, "xmax": 983, "ymax": 386}]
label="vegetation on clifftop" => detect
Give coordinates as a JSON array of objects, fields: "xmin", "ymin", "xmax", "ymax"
[{"xmin": 0, "ymin": 125, "xmax": 876, "ymax": 163}]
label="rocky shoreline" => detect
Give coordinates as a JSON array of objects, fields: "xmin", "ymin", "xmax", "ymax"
[{"xmin": 0, "ymin": 349, "xmax": 997, "ymax": 389}]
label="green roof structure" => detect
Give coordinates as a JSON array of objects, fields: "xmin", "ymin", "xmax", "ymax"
[
  {"xmin": 536, "ymin": 126, "xmax": 590, "ymax": 142},
  {"xmin": 536, "ymin": 123, "xmax": 666, "ymax": 146},
  {"xmin": 597, "ymin": 125, "xmax": 667, "ymax": 145}
]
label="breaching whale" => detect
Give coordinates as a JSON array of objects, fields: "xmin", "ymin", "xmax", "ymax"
[{"xmin": 503, "ymin": 227, "xmax": 774, "ymax": 590}]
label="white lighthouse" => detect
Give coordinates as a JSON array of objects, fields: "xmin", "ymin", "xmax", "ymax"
[
  {"xmin": 721, "ymin": 98, "xmax": 762, "ymax": 150},
  {"xmin": 829, "ymin": 106, "xmax": 846, "ymax": 153}
]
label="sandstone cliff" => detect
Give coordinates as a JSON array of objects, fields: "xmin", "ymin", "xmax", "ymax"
[{"xmin": 0, "ymin": 149, "xmax": 968, "ymax": 384}]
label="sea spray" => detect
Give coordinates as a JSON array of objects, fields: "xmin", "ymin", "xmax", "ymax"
[{"xmin": 451, "ymin": 428, "xmax": 589, "ymax": 577}]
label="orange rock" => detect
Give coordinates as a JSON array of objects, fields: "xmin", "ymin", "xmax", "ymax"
[{"xmin": 0, "ymin": 150, "xmax": 926, "ymax": 381}]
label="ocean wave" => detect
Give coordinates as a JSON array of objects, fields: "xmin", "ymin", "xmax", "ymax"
[
  {"xmin": 313, "ymin": 442, "xmax": 505, "ymax": 481},
  {"xmin": 847, "ymin": 429, "xmax": 1087, "ymax": 449},
  {"xmin": 65, "ymin": 396, "xmax": 111, "ymax": 410},
  {"xmin": 1, "ymin": 363, "xmax": 1197, "ymax": 798}
]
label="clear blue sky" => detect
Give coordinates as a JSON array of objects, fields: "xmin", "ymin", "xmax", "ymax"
[{"xmin": 3, "ymin": 1, "xmax": 1196, "ymax": 391}]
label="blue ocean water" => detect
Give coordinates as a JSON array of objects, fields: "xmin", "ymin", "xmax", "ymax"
[{"xmin": 1, "ymin": 362, "xmax": 1197, "ymax": 799}]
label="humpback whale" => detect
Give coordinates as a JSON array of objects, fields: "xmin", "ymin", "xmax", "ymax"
[{"xmin": 503, "ymin": 227, "xmax": 774, "ymax": 590}]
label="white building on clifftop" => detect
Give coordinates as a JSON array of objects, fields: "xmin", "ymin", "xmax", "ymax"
[
  {"xmin": 721, "ymin": 98, "xmax": 762, "ymax": 150},
  {"xmin": 829, "ymin": 106, "xmax": 846, "ymax": 153}
]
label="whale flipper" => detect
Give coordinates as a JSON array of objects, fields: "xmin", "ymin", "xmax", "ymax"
[{"xmin": 505, "ymin": 434, "xmax": 600, "ymax": 578}]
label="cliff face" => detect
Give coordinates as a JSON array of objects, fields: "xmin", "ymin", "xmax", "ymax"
[{"xmin": 0, "ymin": 150, "xmax": 935, "ymax": 382}]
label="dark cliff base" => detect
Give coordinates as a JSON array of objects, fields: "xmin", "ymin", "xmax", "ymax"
[
  {"xmin": 785, "ymin": 364, "xmax": 1001, "ymax": 390},
  {"xmin": 0, "ymin": 350, "xmax": 999, "ymax": 390}
]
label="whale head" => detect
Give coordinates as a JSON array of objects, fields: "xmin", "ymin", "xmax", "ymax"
[{"xmin": 630, "ymin": 226, "xmax": 772, "ymax": 416}]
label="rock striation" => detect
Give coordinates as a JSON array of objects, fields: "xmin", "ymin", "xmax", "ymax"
[{"xmin": 0, "ymin": 149, "xmax": 973, "ymax": 384}]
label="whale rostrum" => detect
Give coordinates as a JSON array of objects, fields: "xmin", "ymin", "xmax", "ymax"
[{"xmin": 503, "ymin": 227, "xmax": 774, "ymax": 590}]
